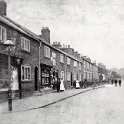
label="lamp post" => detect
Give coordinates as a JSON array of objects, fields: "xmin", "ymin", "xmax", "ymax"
[{"xmin": 4, "ymin": 40, "xmax": 14, "ymax": 111}]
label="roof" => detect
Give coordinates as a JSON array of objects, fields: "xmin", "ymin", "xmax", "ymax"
[
  {"xmin": 0, "ymin": 15, "xmax": 95, "ymax": 65},
  {"xmin": 1, "ymin": 16, "xmax": 40, "ymax": 41}
]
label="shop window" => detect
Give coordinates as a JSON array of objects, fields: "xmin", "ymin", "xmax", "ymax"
[
  {"xmin": 0, "ymin": 25, "xmax": 6, "ymax": 43},
  {"xmin": 41, "ymin": 66, "xmax": 51, "ymax": 86},
  {"xmin": 21, "ymin": 65, "xmax": 31, "ymax": 81}
]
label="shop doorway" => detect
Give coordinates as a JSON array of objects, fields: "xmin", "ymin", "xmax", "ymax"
[{"xmin": 40, "ymin": 64, "xmax": 52, "ymax": 87}]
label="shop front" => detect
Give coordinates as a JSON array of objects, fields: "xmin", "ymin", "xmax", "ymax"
[{"xmin": 40, "ymin": 63, "xmax": 52, "ymax": 87}]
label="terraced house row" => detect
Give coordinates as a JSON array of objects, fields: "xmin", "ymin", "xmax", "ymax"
[{"xmin": 0, "ymin": 1, "xmax": 99, "ymax": 94}]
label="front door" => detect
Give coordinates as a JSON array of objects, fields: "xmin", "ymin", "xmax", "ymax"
[{"xmin": 34, "ymin": 67, "xmax": 38, "ymax": 91}]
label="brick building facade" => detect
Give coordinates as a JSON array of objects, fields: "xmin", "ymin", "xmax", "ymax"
[{"xmin": 0, "ymin": 1, "xmax": 100, "ymax": 95}]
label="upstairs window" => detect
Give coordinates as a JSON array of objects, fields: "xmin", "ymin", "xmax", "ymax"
[
  {"xmin": 74, "ymin": 61, "xmax": 77, "ymax": 67},
  {"xmin": 21, "ymin": 37, "xmax": 30, "ymax": 52},
  {"xmin": 51, "ymin": 51, "xmax": 56, "ymax": 66},
  {"xmin": 60, "ymin": 54, "xmax": 64, "ymax": 63},
  {"xmin": 84, "ymin": 61, "xmax": 86, "ymax": 69},
  {"xmin": 85, "ymin": 62, "xmax": 88, "ymax": 70},
  {"xmin": 67, "ymin": 57, "xmax": 71, "ymax": 65},
  {"xmin": 44, "ymin": 45, "xmax": 50, "ymax": 58},
  {"xmin": 87, "ymin": 62, "xmax": 90, "ymax": 70},
  {"xmin": 67, "ymin": 71, "xmax": 71, "ymax": 81},
  {"xmin": 79, "ymin": 63, "xmax": 81, "ymax": 70},
  {"xmin": 21, "ymin": 65, "xmax": 31, "ymax": 81},
  {"xmin": 0, "ymin": 25, "xmax": 6, "ymax": 43}
]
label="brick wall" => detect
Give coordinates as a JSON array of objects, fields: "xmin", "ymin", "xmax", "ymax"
[{"xmin": 0, "ymin": 22, "xmax": 40, "ymax": 91}]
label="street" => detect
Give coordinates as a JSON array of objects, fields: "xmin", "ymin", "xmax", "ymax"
[{"xmin": 0, "ymin": 83, "xmax": 124, "ymax": 124}]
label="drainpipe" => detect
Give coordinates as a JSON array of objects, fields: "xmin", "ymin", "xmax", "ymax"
[
  {"xmin": 64, "ymin": 56, "xmax": 67, "ymax": 89},
  {"xmin": 38, "ymin": 42, "xmax": 41, "ymax": 91}
]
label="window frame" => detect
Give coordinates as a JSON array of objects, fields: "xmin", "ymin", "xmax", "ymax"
[
  {"xmin": 44, "ymin": 45, "xmax": 50, "ymax": 58},
  {"xmin": 60, "ymin": 54, "xmax": 64, "ymax": 63},
  {"xmin": 67, "ymin": 57, "xmax": 71, "ymax": 65},
  {"xmin": 79, "ymin": 62, "xmax": 81, "ymax": 70},
  {"xmin": 74, "ymin": 61, "xmax": 77, "ymax": 67},
  {"xmin": 21, "ymin": 36, "xmax": 30, "ymax": 52},
  {"xmin": 21, "ymin": 65, "xmax": 31, "ymax": 81},
  {"xmin": 0, "ymin": 25, "xmax": 6, "ymax": 43},
  {"xmin": 51, "ymin": 51, "xmax": 56, "ymax": 66},
  {"xmin": 67, "ymin": 71, "xmax": 71, "ymax": 81}
]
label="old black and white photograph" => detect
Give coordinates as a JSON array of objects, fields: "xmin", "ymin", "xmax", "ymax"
[{"xmin": 0, "ymin": 0, "xmax": 124, "ymax": 124}]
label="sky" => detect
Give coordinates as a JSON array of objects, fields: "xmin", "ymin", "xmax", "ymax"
[{"xmin": 5, "ymin": 0, "xmax": 124, "ymax": 69}]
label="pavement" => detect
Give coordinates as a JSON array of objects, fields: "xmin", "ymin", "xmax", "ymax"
[{"xmin": 0, "ymin": 85, "xmax": 104, "ymax": 114}]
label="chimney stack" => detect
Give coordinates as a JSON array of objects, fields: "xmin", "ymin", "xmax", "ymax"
[
  {"xmin": 41, "ymin": 27, "xmax": 50, "ymax": 43},
  {"xmin": 0, "ymin": 0, "xmax": 7, "ymax": 16},
  {"xmin": 52, "ymin": 42, "xmax": 62, "ymax": 49}
]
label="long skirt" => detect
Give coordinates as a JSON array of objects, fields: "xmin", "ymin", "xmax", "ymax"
[
  {"xmin": 60, "ymin": 82, "xmax": 65, "ymax": 91},
  {"xmin": 76, "ymin": 82, "xmax": 80, "ymax": 89}
]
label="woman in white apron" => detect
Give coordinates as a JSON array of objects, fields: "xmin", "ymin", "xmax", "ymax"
[
  {"xmin": 60, "ymin": 78, "xmax": 65, "ymax": 91},
  {"xmin": 76, "ymin": 80, "xmax": 80, "ymax": 89},
  {"xmin": 11, "ymin": 67, "xmax": 19, "ymax": 98}
]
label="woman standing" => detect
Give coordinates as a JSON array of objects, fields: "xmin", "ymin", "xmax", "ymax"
[
  {"xmin": 60, "ymin": 78, "xmax": 65, "ymax": 91},
  {"xmin": 11, "ymin": 67, "xmax": 19, "ymax": 98},
  {"xmin": 76, "ymin": 80, "xmax": 80, "ymax": 89}
]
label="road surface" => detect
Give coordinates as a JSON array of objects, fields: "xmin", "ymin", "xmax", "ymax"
[{"xmin": 0, "ymin": 83, "xmax": 124, "ymax": 124}]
